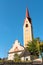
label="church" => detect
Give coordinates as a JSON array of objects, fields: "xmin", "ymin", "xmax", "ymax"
[{"xmin": 8, "ymin": 8, "xmax": 33, "ymax": 61}]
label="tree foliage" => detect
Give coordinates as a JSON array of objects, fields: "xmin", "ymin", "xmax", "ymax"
[
  {"xmin": 27, "ymin": 39, "xmax": 40, "ymax": 56},
  {"xmin": 14, "ymin": 53, "xmax": 21, "ymax": 62},
  {"xmin": 40, "ymin": 42, "xmax": 43, "ymax": 52}
]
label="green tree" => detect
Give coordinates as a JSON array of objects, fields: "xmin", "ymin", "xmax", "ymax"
[
  {"xmin": 40, "ymin": 42, "xmax": 43, "ymax": 54},
  {"xmin": 39, "ymin": 42, "xmax": 43, "ymax": 62},
  {"xmin": 27, "ymin": 39, "xmax": 40, "ymax": 60},
  {"xmin": 14, "ymin": 53, "xmax": 21, "ymax": 62}
]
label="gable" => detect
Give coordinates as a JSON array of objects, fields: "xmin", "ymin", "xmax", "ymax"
[{"xmin": 9, "ymin": 40, "xmax": 24, "ymax": 53}]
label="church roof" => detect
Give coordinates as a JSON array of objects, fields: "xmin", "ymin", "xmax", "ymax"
[
  {"xmin": 20, "ymin": 48, "xmax": 30, "ymax": 57},
  {"xmin": 26, "ymin": 8, "xmax": 30, "ymax": 18},
  {"xmin": 24, "ymin": 8, "xmax": 31, "ymax": 24}
]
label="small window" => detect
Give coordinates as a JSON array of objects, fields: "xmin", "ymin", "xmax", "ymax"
[{"xmin": 26, "ymin": 24, "xmax": 28, "ymax": 27}]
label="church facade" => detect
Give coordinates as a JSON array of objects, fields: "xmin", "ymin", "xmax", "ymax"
[{"xmin": 8, "ymin": 8, "xmax": 33, "ymax": 61}]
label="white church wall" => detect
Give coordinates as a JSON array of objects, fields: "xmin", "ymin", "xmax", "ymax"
[
  {"xmin": 17, "ymin": 52, "xmax": 22, "ymax": 55},
  {"xmin": 8, "ymin": 40, "xmax": 24, "ymax": 60},
  {"xmin": 21, "ymin": 56, "xmax": 30, "ymax": 61},
  {"xmin": 25, "ymin": 56, "xmax": 30, "ymax": 61},
  {"xmin": 21, "ymin": 57, "xmax": 24, "ymax": 61},
  {"xmin": 8, "ymin": 53, "xmax": 14, "ymax": 60}
]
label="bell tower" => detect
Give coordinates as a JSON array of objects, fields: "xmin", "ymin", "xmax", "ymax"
[{"xmin": 23, "ymin": 8, "xmax": 32, "ymax": 47}]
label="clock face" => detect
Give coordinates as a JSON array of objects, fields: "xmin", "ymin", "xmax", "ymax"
[{"xmin": 25, "ymin": 24, "xmax": 28, "ymax": 27}]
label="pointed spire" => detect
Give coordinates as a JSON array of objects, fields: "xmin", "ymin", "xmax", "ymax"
[{"xmin": 26, "ymin": 8, "xmax": 30, "ymax": 18}]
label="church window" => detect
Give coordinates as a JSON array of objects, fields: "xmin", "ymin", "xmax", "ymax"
[{"xmin": 26, "ymin": 24, "xmax": 28, "ymax": 27}]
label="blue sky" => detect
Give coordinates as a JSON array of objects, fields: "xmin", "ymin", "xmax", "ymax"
[{"xmin": 0, "ymin": 0, "xmax": 43, "ymax": 58}]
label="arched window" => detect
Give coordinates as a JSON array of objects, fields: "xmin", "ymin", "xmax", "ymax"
[{"xmin": 26, "ymin": 24, "xmax": 28, "ymax": 27}]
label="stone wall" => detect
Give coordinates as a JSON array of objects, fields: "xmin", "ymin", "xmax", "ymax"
[{"xmin": 0, "ymin": 62, "xmax": 42, "ymax": 65}]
